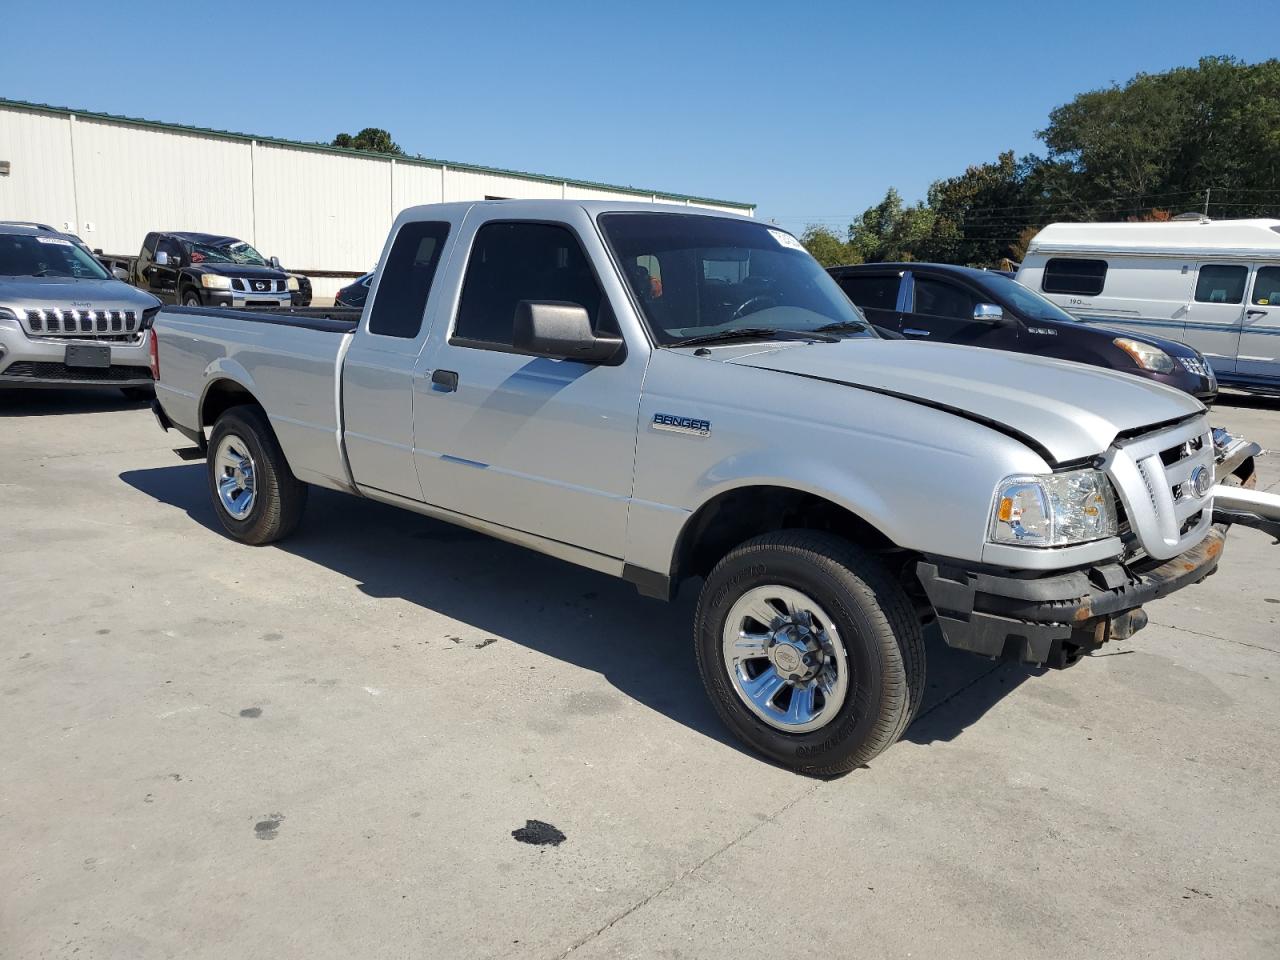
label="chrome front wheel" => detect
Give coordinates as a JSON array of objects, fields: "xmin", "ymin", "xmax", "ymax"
[
  {"xmin": 721, "ymin": 584, "xmax": 849, "ymax": 733},
  {"xmin": 214, "ymin": 432, "xmax": 257, "ymax": 520}
]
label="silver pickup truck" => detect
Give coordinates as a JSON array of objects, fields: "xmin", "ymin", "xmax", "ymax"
[{"xmin": 151, "ymin": 200, "xmax": 1280, "ymax": 774}]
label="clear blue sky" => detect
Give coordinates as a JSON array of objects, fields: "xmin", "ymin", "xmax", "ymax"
[{"xmin": 5, "ymin": 0, "xmax": 1278, "ymax": 232}]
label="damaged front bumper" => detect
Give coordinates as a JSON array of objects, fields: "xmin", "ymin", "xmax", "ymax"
[{"xmin": 916, "ymin": 526, "xmax": 1226, "ymax": 668}]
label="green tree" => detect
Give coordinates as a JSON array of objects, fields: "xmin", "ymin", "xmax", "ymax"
[
  {"xmin": 809, "ymin": 57, "xmax": 1280, "ymax": 269},
  {"xmin": 800, "ymin": 225, "xmax": 860, "ymax": 267},
  {"xmin": 332, "ymin": 128, "xmax": 404, "ymax": 155},
  {"xmin": 1039, "ymin": 56, "xmax": 1280, "ymax": 219},
  {"xmin": 846, "ymin": 188, "xmax": 934, "ymax": 262}
]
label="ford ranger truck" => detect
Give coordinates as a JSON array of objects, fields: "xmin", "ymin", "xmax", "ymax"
[
  {"xmin": 0, "ymin": 221, "xmax": 161, "ymax": 393},
  {"xmin": 148, "ymin": 200, "xmax": 1280, "ymax": 775}
]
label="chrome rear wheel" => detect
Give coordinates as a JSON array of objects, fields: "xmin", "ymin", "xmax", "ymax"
[{"xmin": 214, "ymin": 432, "xmax": 257, "ymax": 520}]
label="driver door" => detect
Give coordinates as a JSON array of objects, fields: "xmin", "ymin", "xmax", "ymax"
[
  {"xmin": 900, "ymin": 273, "xmax": 1018, "ymax": 347},
  {"xmin": 410, "ymin": 206, "xmax": 648, "ymax": 560},
  {"xmin": 149, "ymin": 237, "xmax": 182, "ymax": 302}
]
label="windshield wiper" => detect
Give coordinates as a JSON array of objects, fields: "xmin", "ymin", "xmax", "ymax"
[
  {"xmin": 813, "ymin": 320, "xmax": 870, "ymax": 334},
  {"xmin": 668, "ymin": 327, "xmax": 838, "ymax": 348}
]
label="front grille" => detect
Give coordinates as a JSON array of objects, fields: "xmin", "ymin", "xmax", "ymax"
[
  {"xmin": 229, "ymin": 278, "xmax": 284, "ymax": 294},
  {"xmin": 1, "ymin": 361, "xmax": 152, "ymax": 382},
  {"xmin": 1179, "ymin": 357, "xmax": 1212, "ymax": 378},
  {"xmin": 1108, "ymin": 416, "xmax": 1214, "ymax": 560},
  {"xmin": 22, "ymin": 308, "xmax": 138, "ymax": 339}
]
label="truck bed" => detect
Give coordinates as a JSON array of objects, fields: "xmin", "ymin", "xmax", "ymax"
[
  {"xmin": 166, "ymin": 305, "xmax": 360, "ymax": 333},
  {"xmin": 152, "ymin": 304, "xmax": 359, "ymax": 491}
]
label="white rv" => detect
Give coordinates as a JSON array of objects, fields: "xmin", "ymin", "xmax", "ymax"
[{"xmin": 1017, "ymin": 219, "xmax": 1280, "ymax": 391}]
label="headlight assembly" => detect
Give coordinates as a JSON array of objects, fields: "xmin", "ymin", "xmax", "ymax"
[
  {"xmin": 1114, "ymin": 337, "xmax": 1175, "ymax": 373},
  {"xmin": 201, "ymin": 274, "xmax": 232, "ymax": 290},
  {"xmin": 989, "ymin": 469, "xmax": 1118, "ymax": 547},
  {"xmin": 287, "ymin": 276, "xmax": 300, "ymax": 292}
]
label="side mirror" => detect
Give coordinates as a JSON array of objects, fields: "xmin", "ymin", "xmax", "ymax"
[
  {"xmin": 111, "ymin": 266, "xmax": 129, "ymax": 281},
  {"xmin": 973, "ymin": 302, "xmax": 1004, "ymax": 322},
  {"xmin": 270, "ymin": 255, "xmax": 282, "ymax": 269},
  {"xmin": 513, "ymin": 301, "xmax": 623, "ymax": 364},
  {"xmin": 156, "ymin": 251, "xmax": 170, "ymax": 266}
]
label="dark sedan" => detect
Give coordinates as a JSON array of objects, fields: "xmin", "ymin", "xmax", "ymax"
[
  {"xmin": 335, "ymin": 272, "xmax": 374, "ymax": 309},
  {"xmin": 829, "ymin": 262, "xmax": 1217, "ymax": 402}
]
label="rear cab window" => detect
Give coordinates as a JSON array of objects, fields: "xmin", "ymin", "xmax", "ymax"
[
  {"xmin": 367, "ymin": 221, "xmax": 451, "ymax": 338},
  {"xmin": 1041, "ymin": 257, "xmax": 1108, "ymax": 296}
]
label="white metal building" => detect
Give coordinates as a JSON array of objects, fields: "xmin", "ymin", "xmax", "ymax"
[{"xmin": 0, "ymin": 98, "xmax": 754, "ymax": 301}]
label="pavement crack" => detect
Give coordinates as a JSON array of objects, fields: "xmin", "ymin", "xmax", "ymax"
[
  {"xmin": 554, "ymin": 783, "xmax": 821, "ymax": 959},
  {"xmin": 1146, "ymin": 617, "xmax": 1280, "ymax": 656}
]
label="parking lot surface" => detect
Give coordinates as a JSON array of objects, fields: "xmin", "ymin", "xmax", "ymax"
[{"xmin": 3, "ymin": 389, "xmax": 1278, "ymax": 959}]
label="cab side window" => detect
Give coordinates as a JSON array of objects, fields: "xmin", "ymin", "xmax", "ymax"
[
  {"xmin": 1194, "ymin": 265, "xmax": 1247, "ymax": 304},
  {"xmin": 155, "ymin": 237, "xmax": 182, "ymax": 262},
  {"xmin": 912, "ymin": 277, "xmax": 977, "ymax": 319},
  {"xmin": 367, "ymin": 221, "xmax": 450, "ymax": 338},
  {"xmin": 454, "ymin": 222, "xmax": 606, "ymax": 348}
]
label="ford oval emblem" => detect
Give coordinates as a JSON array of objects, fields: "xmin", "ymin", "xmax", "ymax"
[{"xmin": 1189, "ymin": 465, "xmax": 1211, "ymax": 498}]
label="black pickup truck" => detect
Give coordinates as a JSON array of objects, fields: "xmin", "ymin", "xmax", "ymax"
[
  {"xmin": 120, "ymin": 232, "xmax": 307, "ymax": 309},
  {"xmin": 829, "ymin": 262, "xmax": 1218, "ymax": 403}
]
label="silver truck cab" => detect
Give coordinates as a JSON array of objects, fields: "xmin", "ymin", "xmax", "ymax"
[{"xmin": 0, "ymin": 222, "xmax": 161, "ymax": 391}]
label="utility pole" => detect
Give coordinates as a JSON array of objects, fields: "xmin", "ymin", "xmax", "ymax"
[{"xmin": 1203, "ymin": 188, "xmax": 1211, "ymax": 218}]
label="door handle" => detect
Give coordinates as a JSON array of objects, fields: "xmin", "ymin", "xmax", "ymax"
[
  {"xmin": 903, "ymin": 328, "xmax": 931, "ymax": 337},
  {"xmin": 430, "ymin": 368, "xmax": 459, "ymax": 392},
  {"xmin": 1246, "ymin": 309, "xmax": 1267, "ymax": 319}
]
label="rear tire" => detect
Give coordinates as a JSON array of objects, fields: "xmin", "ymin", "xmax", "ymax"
[
  {"xmin": 207, "ymin": 405, "xmax": 307, "ymax": 545},
  {"xmin": 694, "ymin": 531, "xmax": 924, "ymax": 776}
]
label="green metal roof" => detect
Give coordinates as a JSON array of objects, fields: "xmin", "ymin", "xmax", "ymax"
[{"xmin": 0, "ymin": 97, "xmax": 754, "ymax": 211}]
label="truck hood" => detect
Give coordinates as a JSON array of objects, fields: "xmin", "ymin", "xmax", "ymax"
[
  {"xmin": 190, "ymin": 263, "xmax": 287, "ymax": 280},
  {"xmin": 0, "ymin": 276, "xmax": 160, "ymax": 309},
  {"xmin": 723, "ymin": 339, "xmax": 1204, "ymax": 464}
]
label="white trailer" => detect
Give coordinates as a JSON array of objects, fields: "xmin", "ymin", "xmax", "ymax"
[{"xmin": 1017, "ymin": 219, "xmax": 1280, "ymax": 392}]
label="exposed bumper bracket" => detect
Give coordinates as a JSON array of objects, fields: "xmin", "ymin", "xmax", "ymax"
[{"xmin": 917, "ymin": 527, "xmax": 1226, "ymax": 668}]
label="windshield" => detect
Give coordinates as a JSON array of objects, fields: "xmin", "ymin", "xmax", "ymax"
[
  {"xmin": 187, "ymin": 239, "xmax": 268, "ymax": 266},
  {"xmin": 976, "ymin": 272, "xmax": 1079, "ymax": 324},
  {"xmin": 0, "ymin": 233, "xmax": 111, "ymax": 280},
  {"xmin": 598, "ymin": 213, "xmax": 874, "ymax": 345}
]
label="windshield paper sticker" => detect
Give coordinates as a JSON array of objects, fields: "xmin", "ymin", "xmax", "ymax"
[
  {"xmin": 36, "ymin": 237, "xmax": 72, "ymax": 246},
  {"xmin": 768, "ymin": 229, "xmax": 806, "ymax": 252}
]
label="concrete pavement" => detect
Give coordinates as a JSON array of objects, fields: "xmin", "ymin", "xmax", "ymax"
[{"xmin": 1, "ymin": 388, "xmax": 1277, "ymax": 959}]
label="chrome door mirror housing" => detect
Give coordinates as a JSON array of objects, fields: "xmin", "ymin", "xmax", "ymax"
[{"xmin": 973, "ymin": 302, "xmax": 1004, "ymax": 322}]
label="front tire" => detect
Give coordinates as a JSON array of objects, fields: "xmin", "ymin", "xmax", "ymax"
[
  {"xmin": 695, "ymin": 531, "xmax": 924, "ymax": 776},
  {"xmin": 182, "ymin": 288, "xmax": 202, "ymax": 307},
  {"xmin": 207, "ymin": 405, "xmax": 307, "ymax": 544}
]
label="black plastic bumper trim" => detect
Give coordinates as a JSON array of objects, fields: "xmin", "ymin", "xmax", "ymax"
[{"xmin": 917, "ymin": 527, "xmax": 1226, "ymax": 665}]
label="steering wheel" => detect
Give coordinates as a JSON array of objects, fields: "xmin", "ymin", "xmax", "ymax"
[{"xmin": 730, "ymin": 294, "xmax": 779, "ymax": 321}]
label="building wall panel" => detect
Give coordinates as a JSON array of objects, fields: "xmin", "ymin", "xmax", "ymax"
[
  {"xmin": 443, "ymin": 169, "xmax": 563, "ymax": 203},
  {"xmin": 71, "ymin": 118, "xmax": 254, "ymax": 256},
  {"xmin": 0, "ymin": 110, "xmax": 77, "ymax": 231},
  {"xmin": 391, "ymin": 160, "xmax": 444, "ymax": 218},
  {"xmin": 1, "ymin": 102, "xmax": 753, "ymax": 291},
  {"xmin": 253, "ymin": 143, "xmax": 391, "ymax": 270}
]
